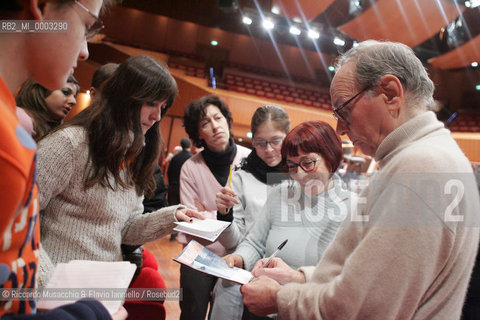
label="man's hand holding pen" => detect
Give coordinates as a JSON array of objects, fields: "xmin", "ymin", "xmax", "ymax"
[
  {"xmin": 241, "ymin": 257, "xmax": 306, "ymax": 316},
  {"xmin": 240, "ymin": 275, "xmax": 281, "ymax": 316},
  {"xmin": 251, "ymin": 257, "xmax": 306, "ymax": 285}
]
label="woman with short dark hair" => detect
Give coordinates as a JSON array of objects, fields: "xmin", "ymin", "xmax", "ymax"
[{"xmin": 179, "ymin": 95, "xmax": 250, "ymax": 320}]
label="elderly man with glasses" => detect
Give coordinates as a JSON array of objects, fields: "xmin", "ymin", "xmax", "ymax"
[{"xmin": 240, "ymin": 40, "xmax": 480, "ymax": 320}]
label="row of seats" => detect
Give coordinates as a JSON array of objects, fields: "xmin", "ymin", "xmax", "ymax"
[
  {"xmin": 167, "ymin": 58, "xmax": 332, "ymax": 110},
  {"xmin": 224, "ymin": 73, "xmax": 332, "ymax": 110},
  {"xmin": 448, "ymin": 114, "xmax": 480, "ymax": 133},
  {"xmin": 168, "ymin": 61, "xmax": 206, "ymax": 78},
  {"xmin": 226, "ymin": 61, "xmax": 314, "ymax": 84}
]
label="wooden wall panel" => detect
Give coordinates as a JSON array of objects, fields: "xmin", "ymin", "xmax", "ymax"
[
  {"xmin": 451, "ymin": 132, "xmax": 480, "ymax": 162},
  {"xmin": 339, "ymin": 0, "xmax": 463, "ymax": 48},
  {"xmin": 164, "ymin": 19, "xmax": 199, "ymax": 54},
  {"xmin": 272, "ymin": 0, "xmax": 335, "ymax": 21}
]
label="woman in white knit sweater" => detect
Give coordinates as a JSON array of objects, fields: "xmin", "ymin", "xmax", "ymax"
[
  {"xmin": 211, "ymin": 105, "xmax": 290, "ymax": 320},
  {"xmin": 36, "ymin": 55, "xmax": 201, "ymax": 287}
]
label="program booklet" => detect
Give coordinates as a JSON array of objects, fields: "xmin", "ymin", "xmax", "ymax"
[
  {"xmin": 174, "ymin": 218, "xmax": 231, "ymax": 242},
  {"xmin": 174, "ymin": 240, "xmax": 253, "ymax": 285},
  {"xmin": 37, "ymin": 260, "xmax": 136, "ymax": 315}
]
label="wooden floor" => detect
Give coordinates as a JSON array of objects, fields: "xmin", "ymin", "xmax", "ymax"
[{"xmin": 144, "ymin": 236, "xmax": 183, "ymax": 320}]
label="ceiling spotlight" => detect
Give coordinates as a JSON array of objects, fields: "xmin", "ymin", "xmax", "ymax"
[
  {"xmin": 263, "ymin": 19, "xmax": 275, "ymax": 30},
  {"xmin": 470, "ymin": 0, "xmax": 480, "ymax": 7},
  {"xmin": 289, "ymin": 26, "xmax": 301, "ymax": 35},
  {"xmin": 476, "ymin": 84, "xmax": 480, "ymax": 91},
  {"xmin": 271, "ymin": 6, "xmax": 280, "ymax": 14},
  {"xmin": 472, "ymin": 61, "xmax": 478, "ymax": 67},
  {"xmin": 211, "ymin": 40, "xmax": 218, "ymax": 46},
  {"xmin": 333, "ymin": 37, "xmax": 345, "ymax": 46},
  {"xmin": 246, "ymin": 132, "xmax": 253, "ymax": 138},
  {"xmin": 328, "ymin": 66, "xmax": 335, "ymax": 72},
  {"xmin": 242, "ymin": 16, "xmax": 252, "ymax": 25},
  {"xmin": 465, "ymin": 1, "xmax": 471, "ymax": 7},
  {"xmin": 308, "ymin": 29, "xmax": 320, "ymax": 39}
]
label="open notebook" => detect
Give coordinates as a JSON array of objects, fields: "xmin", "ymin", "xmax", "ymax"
[
  {"xmin": 37, "ymin": 260, "xmax": 136, "ymax": 315},
  {"xmin": 174, "ymin": 218, "xmax": 230, "ymax": 242}
]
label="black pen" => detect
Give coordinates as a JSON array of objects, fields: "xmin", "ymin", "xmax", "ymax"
[{"xmin": 261, "ymin": 239, "xmax": 288, "ymax": 268}]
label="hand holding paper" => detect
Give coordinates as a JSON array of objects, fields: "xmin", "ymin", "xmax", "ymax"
[
  {"xmin": 223, "ymin": 253, "xmax": 244, "ymax": 268},
  {"xmin": 174, "ymin": 240, "xmax": 253, "ymax": 285},
  {"xmin": 175, "ymin": 207, "xmax": 204, "ymax": 222},
  {"xmin": 174, "ymin": 218, "xmax": 230, "ymax": 242}
]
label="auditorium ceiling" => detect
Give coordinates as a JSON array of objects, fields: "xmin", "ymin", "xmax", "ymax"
[{"xmin": 118, "ymin": 0, "xmax": 480, "ymax": 70}]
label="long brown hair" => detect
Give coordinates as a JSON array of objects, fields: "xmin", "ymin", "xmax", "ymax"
[
  {"xmin": 52, "ymin": 55, "xmax": 178, "ymax": 196},
  {"xmin": 16, "ymin": 75, "xmax": 79, "ymax": 141}
]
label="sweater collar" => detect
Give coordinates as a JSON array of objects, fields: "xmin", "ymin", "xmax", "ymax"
[{"xmin": 375, "ymin": 111, "xmax": 445, "ymax": 168}]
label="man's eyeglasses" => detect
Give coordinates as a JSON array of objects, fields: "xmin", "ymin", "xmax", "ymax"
[
  {"xmin": 286, "ymin": 158, "xmax": 321, "ymax": 173},
  {"xmin": 74, "ymin": 0, "xmax": 104, "ymax": 41},
  {"xmin": 332, "ymin": 86, "xmax": 371, "ymax": 125},
  {"xmin": 252, "ymin": 138, "xmax": 283, "ymax": 149}
]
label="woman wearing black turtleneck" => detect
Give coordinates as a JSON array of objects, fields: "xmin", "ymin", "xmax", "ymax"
[
  {"xmin": 178, "ymin": 95, "xmax": 250, "ymax": 320},
  {"xmin": 211, "ymin": 105, "xmax": 290, "ymax": 320}
]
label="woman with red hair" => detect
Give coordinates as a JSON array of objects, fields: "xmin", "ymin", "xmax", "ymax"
[{"xmin": 224, "ymin": 120, "xmax": 356, "ymax": 318}]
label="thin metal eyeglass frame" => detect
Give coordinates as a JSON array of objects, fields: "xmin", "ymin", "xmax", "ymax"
[
  {"xmin": 253, "ymin": 138, "xmax": 283, "ymax": 149},
  {"xmin": 332, "ymin": 86, "xmax": 371, "ymax": 124},
  {"xmin": 287, "ymin": 158, "xmax": 322, "ymax": 173},
  {"xmin": 74, "ymin": 0, "xmax": 104, "ymax": 41}
]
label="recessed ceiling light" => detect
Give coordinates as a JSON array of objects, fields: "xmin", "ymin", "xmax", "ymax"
[
  {"xmin": 465, "ymin": 0, "xmax": 479, "ymax": 8},
  {"xmin": 289, "ymin": 26, "xmax": 301, "ymax": 35},
  {"xmin": 242, "ymin": 16, "xmax": 252, "ymax": 25},
  {"xmin": 263, "ymin": 19, "xmax": 275, "ymax": 30},
  {"xmin": 333, "ymin": 37, "xmax": 345, "ymax": 46},
  {"xmin": 211, "ymin": 40, "xmax": 218, "ymax": 46},
  {"xmin": 308, "ymin": 29, "xmax": 320, "ymax": 39},
  {"xmin": 472, "ymin": 61, "xmax": 478, "ymax": 67}
]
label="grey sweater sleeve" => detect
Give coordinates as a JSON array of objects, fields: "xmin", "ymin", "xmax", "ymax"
[
  {"xmin": 121, "ymin": 204, "xmax": 183, "ymax": 245},
  {"xmin": 37, "ymin": 130, "xmax": 75, "ymax": 211},
  {"xmin": 233, "ymin": 192, "xmax": 274, "ymax": 271}
]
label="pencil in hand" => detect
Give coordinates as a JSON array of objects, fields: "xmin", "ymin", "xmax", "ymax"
[{"xmin": 227, "ymin": 164, "xmax": 233, "ymax": 188}]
